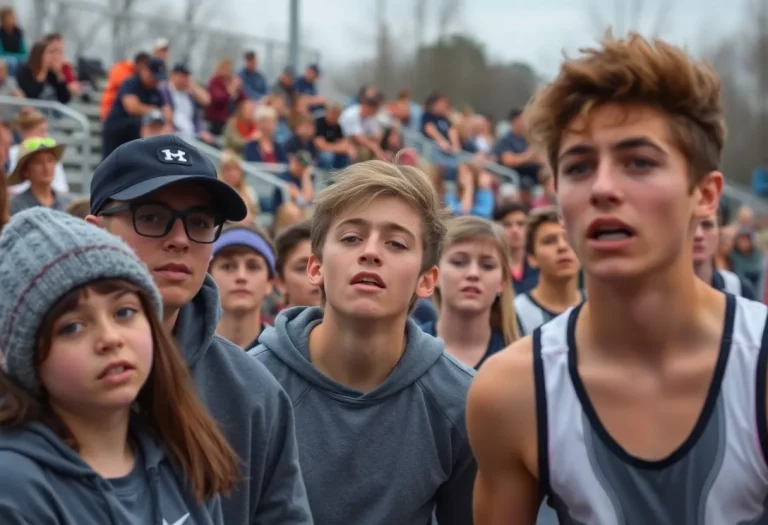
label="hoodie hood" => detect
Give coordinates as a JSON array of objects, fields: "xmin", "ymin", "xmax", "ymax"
[
  {"xmin": 0, "ymin": 419, "xmax": 166, "ymax": 524},
  {"xmin": 175, "ymin": 274, "xmax": 222, "ymax": 368},
  {"xmin": 258, "ymin": 306, "xmax": 445, "ymax": 400}
]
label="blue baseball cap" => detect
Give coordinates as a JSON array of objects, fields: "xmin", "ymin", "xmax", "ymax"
[
  {"xmin": 147, "ymin": 57, "xmax": 168, "ymax": 80},
  {"xmin": 89, "ymin": 135, "xmax": 247, "ymax": 221}
]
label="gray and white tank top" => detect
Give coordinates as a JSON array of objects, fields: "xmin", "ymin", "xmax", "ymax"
[
  {"xmin": 533, "ymin": 294, "xmax": 768, "ymax": 525},
  {"xmin": 515, "ymin": 291, "xmax": 585, "ymax": 336}
]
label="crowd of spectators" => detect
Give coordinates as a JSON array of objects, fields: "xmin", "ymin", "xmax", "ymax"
[{"xmin": 1, "ymin": 23, "xmax": 767, "ymax": 305}]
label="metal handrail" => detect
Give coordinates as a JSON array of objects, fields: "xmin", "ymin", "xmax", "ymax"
[
  {"xmin": 179, "ymin": 135, "xmax": 291, "ymax": 206},
  {"xmin": 722, "ymin": 182, "xmax": 768, "ymax": 215},
  {"xmin": 0, "ymin": 96, "xmax": 92, "ymax": 188},
  {"xmin": 400, "ymin": 128, "xmax": 520, "ymax": 186}
]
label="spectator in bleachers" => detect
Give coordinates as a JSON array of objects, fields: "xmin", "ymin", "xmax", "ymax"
[
  {"xmin": 441, "ymin": 166, "xmax": 494, "ymax": 219},
  {"xmin": 0, "ymin": 7, "xmax": 25, "ymax": 75},
  {"xmin": 716, "ymin": 224, "xmax": 736, "ymax": 271},
  {"xmin": 532, "ymin": 165, "xmax": 557, "ymax": 209},
  {"xmin": 340, "ymin": 95, "xmax": 384, "ymax": 161},
  {"xmin": 102, "ymin": 57, "xmax": 169, "ymax": 158},
  {"xmin": 285, "ymin": 114, "xmax": 317, "ymax": 161},
  {"xmin": 493, "ymin": 108, "xmax": 543, "ymax": 205},
  {"xmin": 44, "ymin": 33, "xmax": 81, "ymax": 99},
  {"xmin": 272, "ymin": 150, "xmax": 313, "ymax": 215},
  {"xmin": 8, "ymin": 137, "xmax": 71, "ymax": 215},
  {"xmin": 392, "ymin": 89, "xmax": 422, "ymax": 133},
  {"xmin": 140, "ymin": 108, "xmax": 169, "ymax": 138},
  {"xmin": 218, "ymin": 148, "xmax": 258, "ymax": 224},
  {"xmin": 314, "ymin": 103, "xmax": 351, "ymax": 169},
  {"xmin": 100, "ymin": 51, "xmax": 149, "ymax": 121},
  {"xmin": 737, "ymin": 205, "xmax": 755, "ymax": 228},
  {"xmin": 421, "ymin": 92, "xmax": 464, "ymax": 177},
  {"xmin": 205, "ymin": 57, "xmax": 243, "ymax": 135},
  {"xmin": 223, "ymin": 98, "xmax": 259, "ymax": 155},
  {"xmin": 271, "ymin": 66, "xmax": 296, "ymax": 110},
  {"xmin": 161, "ymin": 63, "xmax": 213, "ymax": 144},
  {"xmin": 243, "ymin": 105, "xmax": 288, "ymax": 164},
  {"xmin": 0, "ymin": 58, "xmax": 23, "ymax": 122},
  {"xmin": 153, "ymin": 38, "xmax": 170, "ymax": 64},
  {"xmin": 265, "ymin": 93, "xmax": 293, "ymax": 144},
  {"xmin": 471, "ymin": 114, "xmax": 494, "ymax": 154},
  {"xmin": 380, "ymin": 127, "xmax": 417, "ymax": 166},
  {"xmin": 16, "ymin": 41, "xmax": 71, "ymax": 104},
  {"xmin": 274, "ymin": 220, "xmax": 322, "ymax": 309},
  {"xmin": 272, "ymin": 198, "xmax": 306, "ymax": 237},
  {"xmin": 294, "ymin": 64, "xmax": 325, "ymax": 113},
  {"xmin": 753, "ymin": 159, "xmax": 768, "ymax": 198},
  {"xmin": 7, "ymin": 108, "xmax": 69, "ymax": 195},
  {"xmin": 731, "ymin": 227, "xmax": 766, "ymax": 295},
  {"xmin": 240, "ymin": 50, "xmax": 268, "ymax": 101}
]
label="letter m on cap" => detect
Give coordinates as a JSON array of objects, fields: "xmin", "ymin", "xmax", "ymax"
[{"xmin": 157, "ymin": 148, "xmax": 191, "ymax": 165}]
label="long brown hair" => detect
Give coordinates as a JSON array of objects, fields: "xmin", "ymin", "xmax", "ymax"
[
  {"xmin": 26, "ymin": 41, "xmax": 48, "ymax": 77},
  {"xmin": 0, "ymin": 279, "xmax": 238, "ymax": 501}
]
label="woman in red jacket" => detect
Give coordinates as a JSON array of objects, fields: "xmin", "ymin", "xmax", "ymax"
[{"xmin": 205, "ymin": 57, "xmax": 243, "ymax": 135}]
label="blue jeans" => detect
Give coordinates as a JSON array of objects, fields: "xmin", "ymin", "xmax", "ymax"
[{"xmin": 317, "ymin": 151, "xmax": 351, "ymax": 170}]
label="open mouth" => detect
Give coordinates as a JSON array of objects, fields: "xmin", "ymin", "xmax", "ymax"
[
  {"xmin": 350, "ymin": 272, "xmax": 386, "ymax": 288},
  {"xmin": 98, "ymin": 361, "xmax": 134, "ymax": 380},
  {"xmin": 587, "ymin": 219, "xmax": 636, "ymax": 242}
]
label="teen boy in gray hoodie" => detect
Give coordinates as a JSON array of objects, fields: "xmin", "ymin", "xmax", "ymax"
[
  {"xmin": 86, "ymin": 135, "xmax": 312, "ymax": 525},
  {"xmin": 250, "ymin": 160, "xmax": 477, "ymax": 524}
]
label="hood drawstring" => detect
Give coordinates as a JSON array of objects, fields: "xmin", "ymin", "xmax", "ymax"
[
  {"xmin": 149, "ymin": 467, "xmax": 162, "ymax": 525},
  {"xmin": 92, "ymin": 477, "xmax": 123, "ymax": 525}
]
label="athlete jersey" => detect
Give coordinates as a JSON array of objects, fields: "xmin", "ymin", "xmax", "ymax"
[
  {"xmin": 515, "ymin": 291, "xmax": 585, "ymax": 336},
  {"xmin": 712, "ymin": 268, "xmax": 756, "ymax": 300},
  {"xmin": 533, "ymin": 294, "xmax": 768, "ymax": 524}
]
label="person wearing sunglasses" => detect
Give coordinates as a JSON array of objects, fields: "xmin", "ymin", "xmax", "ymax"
[
  {"xmin": 84, "ymin": 134, "xmax": 312, "ymax": 525},
  {"xmin": 8, "ymin": 137, "xmax": 71, "ymax": 215}
]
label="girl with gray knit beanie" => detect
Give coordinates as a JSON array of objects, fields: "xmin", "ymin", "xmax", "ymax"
[{"xmin": 0, "ymin": 208, "xmax": 238, "ymax": 524}]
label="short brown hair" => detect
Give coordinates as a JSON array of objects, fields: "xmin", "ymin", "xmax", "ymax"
[
  {"xmin": 275, "ymin": 220, "xmax": 311, "ymax": 278},
  {"xmin": 310, "ymin": 160, "xmax": 449, "ymax": 272},
  {"xmin": 526, "ymin": 206, "xmax": 560, "ymax": 256},
  {"xmin": 65, "ymin": 197, "xmax": 90, "ymax": 219},
  {"xmin": 525, "ymin": 32, "xmax": 725, "ymax": 187}
]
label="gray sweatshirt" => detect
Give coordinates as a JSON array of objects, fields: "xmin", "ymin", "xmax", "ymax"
[
  {"xmin": 0, "ymin": 420, "xmax": 222, "ymax": 524},
  {"xmin": 250, "ymin": 307, "xmax": 477, "ymax": 525},
  {"xmin": 176, "ymin": 275, "xmax": 312, "ymax": 525}
]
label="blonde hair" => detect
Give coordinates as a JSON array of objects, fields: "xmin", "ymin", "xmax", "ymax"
[
  {"xmin": 218, "ymin": 149, "xmax": 258, "ymax": 216},
  {"xmin": 525, "ymin": 32, "xmax": 725, "ymax": 186},
  {"xmin": 255, "ymin": 105, "xmax": 277, "ymax": 123},
  {"xmin": 310, "ymin": 160, "xmax": 449, "ymax": 272},
  {"xmin": 433, "ymin": 216, "xmax": 519, "ymax": 345},
  {"xmin": 213, "ymin": 57, "xmax": 233, "ymax": 77}
]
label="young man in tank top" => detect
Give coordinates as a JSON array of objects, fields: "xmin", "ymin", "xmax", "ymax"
[
  {"xmin": 467, "ymin": 33, "xmax": 768, "ymax": 524},
  {"xmin": 515, "ymin": 206, "xmax": 583, "ymax": 336},
  {"xmin": 693, "ymin": 211, "xmax": 756, "ymax": 299}
]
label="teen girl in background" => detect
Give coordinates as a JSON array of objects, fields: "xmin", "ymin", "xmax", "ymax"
[
  {"xmin": 0, "ymin": 208, "xmax": 238, "ymax": 524},
  {"xmin": 421, "ymin": 215, "xmax": 519, "ymax": 369}
]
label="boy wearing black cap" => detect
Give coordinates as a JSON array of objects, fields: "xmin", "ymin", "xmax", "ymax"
[
  {"xmin": 209, "ymin": 224, "xmax": 277, "ymax": 350},
  {"xmin": 102, "ymin": 57, "xmax": 171, "ymax": 158},
  {"xmin": 86, "ymin": 135, "xmax": 312, "ymax": 525}
]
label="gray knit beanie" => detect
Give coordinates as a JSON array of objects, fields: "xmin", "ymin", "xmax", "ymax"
[{"xmin": 0, "ymin": 208, "xmax": 163, "ymax": 395}]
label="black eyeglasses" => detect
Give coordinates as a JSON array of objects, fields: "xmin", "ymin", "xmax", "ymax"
[{"xmin": 100, "ymin": 202, "xmax": 224, "ymax": 244}]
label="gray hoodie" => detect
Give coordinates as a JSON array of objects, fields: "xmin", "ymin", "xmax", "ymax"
[
  {"xmin": 0, "ymin": 420, "xmax": 221, "ymax": 524},
  {"xmin": 176, "ymin": 275, "xmax": 312, "ymax": 525},
  {"xmin": 250, "ymin": 307, "xmax": 477, "ymax": 525}
]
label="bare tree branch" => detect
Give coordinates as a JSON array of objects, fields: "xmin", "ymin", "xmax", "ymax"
[{"xmin": 437, "ymin": 0, "xmax": 463, "ymax": 40}]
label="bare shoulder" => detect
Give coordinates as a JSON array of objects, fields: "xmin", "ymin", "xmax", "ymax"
[{"xmin": 467, "ymin": 336, "xmax": 537, "ymax": 451}]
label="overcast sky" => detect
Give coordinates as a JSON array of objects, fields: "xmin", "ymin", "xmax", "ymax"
[{"xmin": 214, "ymin": 0, "xmax": 751, "ymax": 76}]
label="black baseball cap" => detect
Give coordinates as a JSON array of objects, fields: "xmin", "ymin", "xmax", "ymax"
[
  {"xmin": 147, "ymin": 57, "xmax": 168, "ymax": 80},
  {"xmin": 172, "ymin": 63, "xmax": 190, "ymax": 75},
  {"xmin": 89, "ymin": 135, "xmax": 247, "ymax": 221}
]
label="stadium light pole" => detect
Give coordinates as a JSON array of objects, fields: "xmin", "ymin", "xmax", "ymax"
[{"xmin": 289, "ymin": 0, "xmax": 301, "ymax": 72}]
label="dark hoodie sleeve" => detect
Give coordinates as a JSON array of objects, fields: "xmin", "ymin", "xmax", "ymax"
[
  {"xmin": 0, "ymin": 507, "xmax": 34, "ymax": 524},
  {"xmin": 252, "ymin": 383, "xmax": 314, "ymax": 525},
  {"xmin": 434, "ymin": 436, "xmax": 477, "ymax": 525}
]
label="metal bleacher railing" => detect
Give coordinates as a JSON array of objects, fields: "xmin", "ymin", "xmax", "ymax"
[
  {"xmin": 400, "ymin": 127, "xmax": 521, "ymax": 187},
  {"xmin": 0, "ymin": 96, "xmax": 92, "ymax": 191}
]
